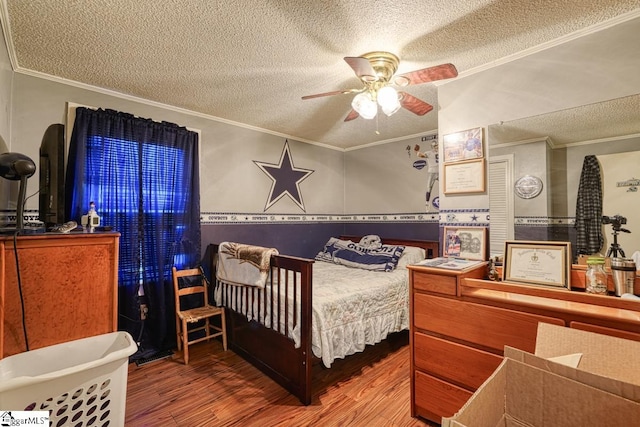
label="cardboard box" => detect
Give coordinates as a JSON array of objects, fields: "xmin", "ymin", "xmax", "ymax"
[{"xmin": 442, "ymin": 323, "xmax": 640, "ymax": 427}]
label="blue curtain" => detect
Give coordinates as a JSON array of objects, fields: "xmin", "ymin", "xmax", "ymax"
[{"xmin": 65, "ymin": 107, "xmax": 201, "ymax": 355}]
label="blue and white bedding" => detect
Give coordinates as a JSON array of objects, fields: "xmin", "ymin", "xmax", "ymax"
[
  {"xmin": 215, "ymin": 238, "xmax": 426, "ymax": 367},
  {"xmin": 293, "ymin": 258, "xmax": 414, "ymax": 367},
  {"xmin": 315, "ymin": 235, "xmax": 405, "ymax": 272}
]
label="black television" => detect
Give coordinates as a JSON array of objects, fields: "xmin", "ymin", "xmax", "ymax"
[{"xmin": 39, "ymin": 123, "xmax": 65, "ymax": 227}]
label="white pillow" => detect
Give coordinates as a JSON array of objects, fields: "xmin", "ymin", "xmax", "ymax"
[{"xmin": 396, "ymin": 246, "xmax": 427, "ymax": 269}]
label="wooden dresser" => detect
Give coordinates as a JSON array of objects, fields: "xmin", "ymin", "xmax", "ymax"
[
  {"xmin": 408, "ymin": 264, "xmax": 640, "ymax": 424},
  {"xmin": 0, "ymin": 232, "xmax": 120, "ymax": 358}
]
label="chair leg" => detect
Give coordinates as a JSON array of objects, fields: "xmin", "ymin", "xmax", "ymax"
[
  {"xmin": 205, "ymin": 317, "xmax": 211, "ymax": 342},
  {"xmin": 175, "ymin": 316, "xmax": 182, "ymax": 351},
  {"xmin": 221, "ymin": 310, "xmax": 228, "ymax": 351},
  {"xmin": 182, "ymin": 319, "xmax": 189, "ymax": 365}
]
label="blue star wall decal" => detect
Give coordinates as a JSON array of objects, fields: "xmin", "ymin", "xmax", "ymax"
[{"xmin": 254, "ymin": 141, "xmax": 314, "ymax": 211}]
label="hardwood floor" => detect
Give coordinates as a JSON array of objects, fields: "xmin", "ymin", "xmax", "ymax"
[{"xmin": 125, "ymin": 332, "xmax": 438, "ymax": 426}]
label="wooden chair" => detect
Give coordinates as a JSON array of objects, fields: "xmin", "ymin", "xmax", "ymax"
[{"xmin": 172, "ymin": 266, "xmax": 227, "ymax": 364}]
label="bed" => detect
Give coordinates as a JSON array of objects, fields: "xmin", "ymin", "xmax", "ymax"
[{"xmin": 209, "ymin": 235, "xmax": 438, "ymax": 405}]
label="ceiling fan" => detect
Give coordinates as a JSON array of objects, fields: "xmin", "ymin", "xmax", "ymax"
[{"xmin": 302, "ymin": 51, "xmax": 458, "ymax": 122}]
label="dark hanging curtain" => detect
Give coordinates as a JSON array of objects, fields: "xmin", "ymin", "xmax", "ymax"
[
  {"xmin": 575, "ymin": 155, "xmax": 603, "ymax": 255},
  {"xmin": 65, "ymin": 107, "xmax": 201, "ymax": 356}
]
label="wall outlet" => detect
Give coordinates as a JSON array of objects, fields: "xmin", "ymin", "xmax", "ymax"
[{"xmin": 140, "ymin": 304, "xmax": 148, "ymax": 320}]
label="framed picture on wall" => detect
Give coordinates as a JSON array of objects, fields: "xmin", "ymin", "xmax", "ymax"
[
  {"xmin": 443, "ymin": 127, "xmax": 483, "ymax": 163},
  {"xmin": 443, "ymin": 226, "xmax": 487, "ymax": 261},
  {"xmin": 503, "ymin": 240, "xmax": 572, "ymax": 289},
  {"xmin": 443, "ymin": 158, "xmax": 485, "ymax": 194}
]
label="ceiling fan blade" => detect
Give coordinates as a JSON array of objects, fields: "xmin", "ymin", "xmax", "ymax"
[
  {"xmin": 344, "ymin": 56, "xmax": 376, "ymax": 80},
  {"xmin": 399, "ymin": 92, "xmax": 434, "ymax": 116},
  {"xmin": 301, "ymin": 90, "xmax": 349, "ymax": 100},
  {"xmin": 393, "ymin": 63, "xmax": 458, "ymax": 87},
  {"xmin": 344, "ymin": 109, "xmax": 360, "ymax": 122},
  {"xmin": 301, "ymin": 88, "xmax": 363, "ymax": 100}
]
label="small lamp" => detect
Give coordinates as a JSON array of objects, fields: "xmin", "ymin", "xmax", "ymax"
[{"xmin": 0, "ymin": 152, "xmax": 36, "ymax": 232}]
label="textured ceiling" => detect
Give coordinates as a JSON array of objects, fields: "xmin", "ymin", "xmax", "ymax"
[
  {"xmin": 489, "ymin": 93, "xmax": 640, "ymax": 148},
  {"xmin": 2, "ymin": 0, "xmax": 639, "ymax": 149}
]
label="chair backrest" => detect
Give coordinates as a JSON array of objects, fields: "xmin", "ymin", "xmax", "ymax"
[{"xmin": 172, "ymin": 267, "xmax": 210, "ymax": 312}]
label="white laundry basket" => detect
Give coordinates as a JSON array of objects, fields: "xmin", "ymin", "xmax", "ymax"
[{"xmin": 0, "ymin": 331, "xmax": 138, "ymax": 427}]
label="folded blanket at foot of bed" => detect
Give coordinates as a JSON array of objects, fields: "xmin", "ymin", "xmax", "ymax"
[{"xmin": 216, "ymin": 241, "xmax": 279, "ymax": 288}]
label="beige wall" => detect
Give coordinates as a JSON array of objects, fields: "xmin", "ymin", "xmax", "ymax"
[
  {"xmin": 344, "ymin": 134, "xmax": 439, "ymax": 214},
  {"xmin": 0, "ymin": 30, "xmax": 11, "ymax": 150},
  {"xmin": 7, "ymin": 73, "xmax": 346, "ymax": 215},
  {"xmin": 0, "ymin": 31, "xmax": 13, "ymax": 209},
  {"xmin": 4, "ymin": 68, "xmax": 432, "ymax": 219},
  {"xmin": 599, "ymin": 151, "xmax": 640, "ymax": 255}
]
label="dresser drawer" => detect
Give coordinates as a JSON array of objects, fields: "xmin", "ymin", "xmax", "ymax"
[
  {"xmin": 414, "ymin": 331, "xmax": 502, "ymax": 390},
  {"xmin": 414, "ymin": 293, "xmax": 565, "ymax": 352},
  {"xmin": 412, "ymin": 270, "xmax": 457, "ymax": 295},
  {"xmin": 414, "ymin": 370, "xmax": 472, "ymax": 423}
]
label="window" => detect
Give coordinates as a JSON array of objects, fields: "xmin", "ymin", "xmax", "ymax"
[
  {"xmin": 66, "ymin": 107, "xmax": 200, "ymax": 354},
  {"xmin": 84, "ymin": 134, "xmax": 194, "ymax": 283}
]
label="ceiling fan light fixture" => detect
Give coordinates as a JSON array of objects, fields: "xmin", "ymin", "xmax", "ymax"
[
  {"xmin": 351, "ymin": 92, "xmax": 377, "ymax": 119},
  {"xmin": 377, "ymin": 86, "xmax": 401, "ymax": 116},
  {"xmin": 377, "ymin": 86, "xmax": 398, "ymax": 105},
  {"xmin": 381, "ymin": 100, "xmax": 401, "ymax": 116},
  {"xmin": 393, "ymin": 75, "xmax": 410, "ymax": 87},
  {"xmin": 302, "ymin": 51, "xmax": 457, "ymax": 122}
]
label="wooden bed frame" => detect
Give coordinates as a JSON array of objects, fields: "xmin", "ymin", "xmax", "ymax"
[{"xmin": 208, "ymin": 236, "xmax": 438, "ymax": 405}]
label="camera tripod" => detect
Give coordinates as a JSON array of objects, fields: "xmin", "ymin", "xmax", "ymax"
[{"xmin": 605, "ymin": 228, "xmax": 629, "ymax": 258}]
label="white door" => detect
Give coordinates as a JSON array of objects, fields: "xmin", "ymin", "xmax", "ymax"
[{"xmin": 489, "ymin": 154, "xmax": 514, "ymax": 257}]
